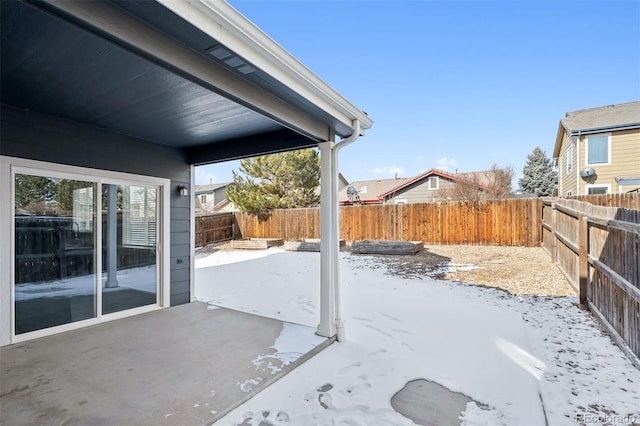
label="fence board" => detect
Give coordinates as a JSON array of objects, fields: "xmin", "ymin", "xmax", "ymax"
[
  {"xmin": 195, "ymin": 212, "xmax": 235, "ymax": 247},
  {"xmin": 570, "ymin": 193, "xmax": 640, "ymax": 210},
  {"xmin": 233, "ymin": 198, "xmax": 543, "ymax": 247},
  {"xmin": 541, "ymin": 197, "xmax": 640, "ymax": 367}
]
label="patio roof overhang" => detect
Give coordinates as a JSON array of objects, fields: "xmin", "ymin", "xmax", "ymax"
[{"xmin": 0, "ymin": 0, "xmax": 372, "ymax": 164}]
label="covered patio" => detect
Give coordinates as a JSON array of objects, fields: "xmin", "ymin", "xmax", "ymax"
[
  {"xmin": 1, "ymin": 1, "xmax": 371, "ymax": 422},
  {"xmin": 0, "ymin": 302, "xmax": 331, "ymax": 425}
]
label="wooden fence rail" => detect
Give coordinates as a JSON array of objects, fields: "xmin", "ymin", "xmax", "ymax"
[
  {"xmin": 195, "ymin": 212, "xmax": 235, "ymax": 247},
  {"xmin": 234, "ymin": 198, "xmax": 543, "ymax": 247},
  {"xmin": 569, "ymin": 193, "xmax": 640, "ymax": 210},
  {"xmin": 541, "ymin": 198, "xmax": 640, "ymax": 368}
]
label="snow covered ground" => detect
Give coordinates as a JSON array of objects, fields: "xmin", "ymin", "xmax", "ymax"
[
  {"xmin": 15, "ymin": 265, "xmax": 156, "ymax": 301},
  {"xmin": 195, "ymin": 248, "xmax": 640, "ymax": 426}
]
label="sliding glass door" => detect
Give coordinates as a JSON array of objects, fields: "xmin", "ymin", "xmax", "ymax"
[
  {"xmin": 102, "ymin": 184, "xmax": 157, "ymax": 315},
  {"xmin": 14, "ymin": 174, "xmax": 97, "ymax": 334},
  {"xmin": 13, "ymin": 171, "xmax": 161, "ymax": 336}
]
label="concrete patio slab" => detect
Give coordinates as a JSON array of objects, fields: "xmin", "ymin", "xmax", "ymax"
[{"xmin": 0, "ymin": 302, "xmax": 331, "ymax": 426}]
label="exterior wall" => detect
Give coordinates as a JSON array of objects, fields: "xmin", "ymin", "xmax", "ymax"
[
  {"xmin": 214, "ymin": 187, "xmax": 228, "ymax": 205},
  {"xmin": 577, "ymin": 129, "xmax": 640, "ymax": 194},
  {"xmin": 558, "ymin": 133, "xmax": 578, "ymax": 196},
  {"xmin": 0, "ymin": 106, "xmax": 191, "ymax": 305},
  {"xmin": 386, "ymin": 176, "xmax": 456, "ymax": 203}
]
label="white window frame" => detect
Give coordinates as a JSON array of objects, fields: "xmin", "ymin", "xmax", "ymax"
[
  {"xmin": 585, "ymin": 183, "xmax": 611, "ymax": 195},
  {"xmin": 567, "ymin": 190, "xmax": 573, "ymax": 197},
  {"xmin": 0, "ymin": 156, "xmax": 170, "ymax": 346},
  {"xmin": 566, "ymin": 144, "xmax": 574, "ymax": 173},
  {"xmin": 585, "ymin": 133, "xmax": 611, "ymax": 166},
  {"xmin": 427, "ymin": 176, "xmax": 439, "ymax": 190}
]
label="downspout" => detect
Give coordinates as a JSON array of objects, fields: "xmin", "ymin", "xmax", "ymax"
[{"xmin": 332, "ymin": 120, "xmax": 361, "ymax": 342}]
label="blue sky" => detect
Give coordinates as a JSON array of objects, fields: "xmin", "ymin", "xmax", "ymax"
[{"xmin": 195, "ymin": 0, "xmax": 640, "ymax": 187}]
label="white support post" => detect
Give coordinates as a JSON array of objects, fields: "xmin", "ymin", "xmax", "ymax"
[
  {"xmin": 317, "ymin": 141, "xmax": 337, "ymax": 337},
  {"xmin": 331, "ymin": 145, "xmax": 346, "ymax": 341}
]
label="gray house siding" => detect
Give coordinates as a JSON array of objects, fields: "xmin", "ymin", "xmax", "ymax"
[
  {"xmin": 385, "ymin": 176, "xmax": 456, "ymax": 203},
  {"xmin": 0, "ymin": 106, "xmax": 191, "ymax": 305}
]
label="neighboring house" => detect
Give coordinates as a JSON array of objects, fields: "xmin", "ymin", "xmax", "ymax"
[
  {"xmin": 195, "ymin": 183, "xmax": 236, "ymax": 213},
  {"xmin": 340, "ymin": 169, "xmax": 489, "ymax": 205},
  {"xmin": 553, "ymin": 101, "xmax": 640, "ymax": 196},
  {"xmin": 0, "ymin": 0, "xmax": 372, "ymax": 346}
]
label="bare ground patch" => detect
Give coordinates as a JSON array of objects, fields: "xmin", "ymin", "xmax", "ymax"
[
  {"xmin": 197, "ymin": 242, "xmax": 577, "ymax": 297},
  {"xmin": 349, "ymin": 244, "xmax": 577, "ymax": 297}
]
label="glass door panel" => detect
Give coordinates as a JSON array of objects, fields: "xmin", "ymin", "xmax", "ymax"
[
  {"xmin": 14, "ymin": 174, "xmax": 97, "ymax": 334},
  {"xmin": 102, "ymin": 184, "xmax": 157, "ymax": 314}
]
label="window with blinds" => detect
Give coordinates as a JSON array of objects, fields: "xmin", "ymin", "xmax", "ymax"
[
  {"xmin": 587, "ymin": 134, "xmax": 610, "ymax": 165},
  {"xmin": 122, "ymin": 186, "xmax": 156, "ymax": 247}
]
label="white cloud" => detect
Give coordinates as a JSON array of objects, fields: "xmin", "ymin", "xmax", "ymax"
[
  {"xmin": 371, "ymin": 166, "xmax": 405, "ymax": 176},
  {"xmin": 435, "ymin": 157, "xmax": 457, "ymax": 171}
]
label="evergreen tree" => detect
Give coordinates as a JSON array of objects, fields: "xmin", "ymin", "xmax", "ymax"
[
  {"xmin": 227, "ymin": 149, "xmax": 321, "ymax": 215},
  {"xmin": 518, "ymin": 147, "xmax": 556, "ymax": 196},
  {"xmin": 14, "ymin": 175, "xmax": 57, "ymax": 210}
]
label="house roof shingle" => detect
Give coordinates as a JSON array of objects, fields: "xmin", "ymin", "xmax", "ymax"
[
  {"xmin": 554, "ymin": 101, "xmax": 640, "ymax": 158},
  {"xmin": 561, "ymin": 101, "xmax": 640, "ymax": 134},
  {"xmin": 195, "ymin": 183, "xmax": 230, "ymax": 194},
  {"xmin": 339, "ymin": 177, "xmax": 412, "ymax": 203}
]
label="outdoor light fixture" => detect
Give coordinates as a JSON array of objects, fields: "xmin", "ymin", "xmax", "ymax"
[{"xmin": 177, "ymin": 185, "xmax": 189, "ymax": 197}]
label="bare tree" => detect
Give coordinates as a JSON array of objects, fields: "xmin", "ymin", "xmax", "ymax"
[
  {"xmin": 437, "ymin": 164, "xmax": 514, "ymax": 203},
  {"xmin": 485, "ymin": 164, "xmax": 514, "ymax": 199}
]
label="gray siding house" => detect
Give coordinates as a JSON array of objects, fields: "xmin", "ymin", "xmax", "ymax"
[
  {"xmin": 0, "ymin": 0, "xmax": 372, "ymax": 346},
  {"xmin": 340, "ymin": 169, "xmax": 478, "ymax": 205},
  {"xmin": 195, "ymin": 183, "xmax": 234, "ymax": 213}
]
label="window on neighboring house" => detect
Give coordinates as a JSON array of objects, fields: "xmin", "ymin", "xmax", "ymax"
[
  {"xmin": 566, "ymin": 190, "xmax": 573, "ymax": 197},
  {"xmin": 566, "ymin": 145, "xmax": 573, "ymax": 173},
  {"xmin": 586, "ymin": 134, "xmax": 610, "ymax": 165},
  {"xmin": 200, "ymin": 194, "xmax": 207, "ymax": 203},
  {"xmin": 587, "ymin": 186, "xmax": 609, "ymax": 195},
  {"xmin": 427, "ymin": 176, "xmax": 439, "ymax": 190}
]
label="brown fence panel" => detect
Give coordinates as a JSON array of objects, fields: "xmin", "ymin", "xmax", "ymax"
[
  {"xmin": 541, "ymin": 198, "xmax": 640, "ymax": 367},
  {"xmin": 234, "ymin": 198, "xmax": 543, "ymax": 247},
  {"xmin": 195, "ymin": 212, "xmax": 235, "ymax": 247},
  {"xmin": 569, "ymin": 193, "xmax": 640, "ymax": 209}
]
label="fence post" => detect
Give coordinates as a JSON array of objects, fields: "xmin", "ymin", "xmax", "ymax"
[
  {"xmin": 550, "ymin": 203, "xmax": 557, "ymax": 264},
  {"xmin": 578, "ymin": 215, "xmax": 588, "ymax": 307}
]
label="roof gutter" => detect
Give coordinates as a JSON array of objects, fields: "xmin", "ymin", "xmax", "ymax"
[{"xmin": 569, "ymin": 122, "xmax": 640, "ymax": 136}]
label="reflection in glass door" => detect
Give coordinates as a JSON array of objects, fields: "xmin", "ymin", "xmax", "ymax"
[
  {"xmin": 102, "ymin": 184, "xmax": 157, "ymax": 315},
  {"xmin": 13, "ymin": 172, "xmax": 161, "ymax": 337},
  {"xmin": 14, "ymin": 174, "xmax": 97, "ymax": 334}
]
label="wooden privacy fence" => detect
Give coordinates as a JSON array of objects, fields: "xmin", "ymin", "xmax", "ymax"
[
  {"xmin": 569, "ymin": 193, "xmax": 640, "ymax": 210},
  {"xmin": 234, "ymin": 198, "xmax": 543, "ymax": 246},
  {"xmin": 542, "ymin": 198, "xmax": 640, "ymax": 367},
  {"xmin": 195, "ymin": 212, "xmax": 235, "ymax": 247}
]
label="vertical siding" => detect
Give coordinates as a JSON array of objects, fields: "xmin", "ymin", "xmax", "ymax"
[{"xmin": 1, "ymin": 106, "xmax": 191, "ymax": 306}]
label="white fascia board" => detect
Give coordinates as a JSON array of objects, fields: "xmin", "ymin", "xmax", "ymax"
[{"xmin": 157, "ymin": 0, "xmax": 373, "ymax": 137}]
